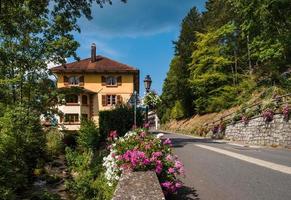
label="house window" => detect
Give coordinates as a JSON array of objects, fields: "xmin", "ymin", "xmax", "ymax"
[
  {"xmin": 107, "ymin": 95, "xmax": 116, "ymax": 105},
  {"xmin": 101, "ymin": 76, "xmax": 122, "ymax": 86},
  {"xmin": 66, "ymin": 94, "xmax": 78, "ymax": 104},
  {"xmin": 68, "ymin": 76, "xmax": 80, "ymax": 85},
  {"xmin": 102, "ymin": 95, "xmax": 122, "ymax": 106},
  {"xmin": 106, "ymin": 76, "xmax": 117, "ymax": 86},
  {"xmin": 64, "ymin": 114, "xmax": 79, "ymax": 123},
  {"xmin": 82, "ymin": 95, "xmax": 88, "ymax": 105},
  {"xmin": 81, "ymin": 114, "xmax": 88, "ymax": 120}
]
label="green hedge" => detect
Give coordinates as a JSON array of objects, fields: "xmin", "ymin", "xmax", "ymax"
[{"xmin": 99, "ymin": 105, "xmax": 143, "ymax": 139}]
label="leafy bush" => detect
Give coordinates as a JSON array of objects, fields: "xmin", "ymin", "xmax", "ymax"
[
  {"xmin": 78, "ymin": 119, "xmax": 100, "ymax": 150},
  {"xmin": 170, "ymin": 101, "xmax": 186, "ymax": 120},
  {"xmin": 99, "ymin": 105, "xmax": 143, "ymax": 139},
  {"xmin": 63, "ymin": 132, "xmax": 77, "ymax": 148},
  {"xmin": 46, "ymin": 128, "xmax": 64, "ymax": 158},
  {"xmin": 262, "ymin": 99, "xmax": 276, "ymax": 110},
  {"xmin": 143, "ymin": 91, "xmax": 162, "ymax": 109},
  {"xmin": 103, "ymin": 129, "xmax": 184, "ymax": 195},
  {"xmin": 65, "ymin": 148, "xmax": 114, "ymax": 200},
  {"xmin": 0, "ymin": 106, "xmax": 46, "ymax": 198},
  {"xmin": 65, "ymin": 120, "xmax": 114, "ymax": 200}
]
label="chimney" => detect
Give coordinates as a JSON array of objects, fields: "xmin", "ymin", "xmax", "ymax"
[{"xmin": 91, "ymin": 43, "xmax": 96, "ymax": 62}]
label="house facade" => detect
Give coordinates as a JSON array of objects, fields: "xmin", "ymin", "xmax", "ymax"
[{"xmin": 50, "ymin": 44, "xmax": 139, "ymax": 130}]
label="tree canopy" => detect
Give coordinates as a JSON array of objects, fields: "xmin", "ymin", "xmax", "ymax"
[
  {"xmin": 158, "ymin": 0, "xmax": 291, "ymax": 122},
  {"xmin": 0, "ymin": 0, "xmax": 125, "ymax": 197}
]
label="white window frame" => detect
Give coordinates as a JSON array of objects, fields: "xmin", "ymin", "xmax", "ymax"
[{"xmin": 107, "ymin": 95, "xmax": 117, "ymax": 106}]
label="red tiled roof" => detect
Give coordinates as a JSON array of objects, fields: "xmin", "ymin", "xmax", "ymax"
[{"xmin": 50, "ymin": 55, "xmax": 138, "ymax": 73}]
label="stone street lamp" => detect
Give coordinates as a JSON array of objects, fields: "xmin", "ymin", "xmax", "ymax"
[{"xmin": 144, "ymin": 75, "xmax": 152, "ymax": 124}]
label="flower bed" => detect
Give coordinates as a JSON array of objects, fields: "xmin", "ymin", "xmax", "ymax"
[{"xmin": 103, "ymin": 129, "xmax": 184, "ymax": 196}]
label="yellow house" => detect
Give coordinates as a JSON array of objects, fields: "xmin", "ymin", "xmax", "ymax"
[{"xmin": 50, "ymin": 43, "xmax": 139, "ymax": 130}]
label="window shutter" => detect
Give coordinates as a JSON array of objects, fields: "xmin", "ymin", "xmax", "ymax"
[
  {"xmin": 117, "ymin": 95, "xmax": 122, "ymax": 104},
  {"xmin": 102, "ymin": 95, "xmax": 107, "ymax": 106},
  {"xmin": 79, "ymin": 76, "xmax": 84, "ymax": 86},
  {"xmin": 60, "ymin": 115, "xmax": 64, "ymax": 123},
  {"xmin": 117, "ymin": 76, "xmax": 122, "ymax": 86},
  {"xmin": 101, "ymin": 76, "xmax": 106, "ymax": 86},
  {"xmin": 64, "ymin": 76, "xmax": 68, "ymax": 85}
]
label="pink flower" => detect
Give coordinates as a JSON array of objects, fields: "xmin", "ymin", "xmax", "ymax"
[
  {"xmin": 175, "ymin": 182, "xmax": 182, "ymax": 189},
  {"xmin": 144, "ymin": 123, "xmax": 150, "ymax": 129},
  {"xmin": 143, "ymin": 158, "xmax": 151, "ymax": 165},
  {"xmin": 163, "ymin": 138, "xmax": 172, "ymax": 146},
  {"xmin": 166, "ymin": 154, "xmax": 172, "ymax": 161},
  {"xmin": 140, "ymin": 131, "xmax": 147, "ymax": 138},
  {"xmin": 152, "ymin": 151, "xmax": 162, "ymax": 157},
  {"xmin": 168, "ymin": 167, "xmax": 175, "ymax": 174},
  {"xmin": 108, "ymin": 130, "xmax": 118, "ymax": 141},
  {"xmin": 145, "ymin": 144, "xmax": 151, "ymax": 150},
  {"xmin": 161, "ymin": 181, "xmax": 172, "ymax": 188},
  {"xmin": 174, "ymin": 160, "xmax": 183, "ymax": 169},
  {"xmin": 174, "ymin": 160, "xmax": 185, "ymax": 174},
  {"xmin": 155, "ymin": 160, "xmax": 163, "ymax": 174},
  {"xmin": 155, "ymin": 165, "xmax": 163, "ymax": 174}
]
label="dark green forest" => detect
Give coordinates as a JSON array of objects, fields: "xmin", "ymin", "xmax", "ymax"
[{"xmin": 158, "ymin": 0, "xmax": 291, "ymax": 123}]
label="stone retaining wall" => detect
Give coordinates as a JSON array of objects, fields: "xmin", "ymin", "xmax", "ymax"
[
  {"xmin": 225, "ymin": 114, "xmax": 291, "ymax": 148},
  {"xmin": 113, "ymin": 171, "xmax": 165, "ymax": 200}
]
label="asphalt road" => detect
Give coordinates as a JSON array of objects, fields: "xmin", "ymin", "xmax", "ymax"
[{"xmin": 162, "ymin": 132, "xmax": 291, "ymax": 200}]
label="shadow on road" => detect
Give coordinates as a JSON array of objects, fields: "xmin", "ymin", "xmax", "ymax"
[
  {"xmin": 151, "ymin": 130, "xmax": 225, "ymax": 148},
  {"xmin": 168, "ymin": 186, "xmax": 200, "ymax": 200},
  {"xmin": 170, "ymin": 137, "xmax": 225, "ymax": 148}
]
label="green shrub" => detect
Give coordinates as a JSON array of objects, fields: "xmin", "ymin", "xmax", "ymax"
[
  {"xmin": 0, "ymin": 106, "xmax": 46, "ymax": 198},
  {"xmin": 65, "ymin": 148, "xmax": 113, "ymax": 200},
  {"xmin": 171, "ymin": 101, "xmax": 186, "ymax": 120},
  {"xmin": 46, "ymin": 128, "xmax": 64, "ymax": 158},
  {"xmin": 99, "ymin": 105, "xmax": 143, "ymax": 139},
  {"xmin": 63, "ymin": 132, "xmax": 77, "ymax": 148},
  {"xmin": 78, "ymin": 119, "xmax": 100, "ymax": 150}
]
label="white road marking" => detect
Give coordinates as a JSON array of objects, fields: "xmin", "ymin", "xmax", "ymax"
[
  {"xmin": 226, "ymin": 142, "xmax": 262, "ymax": 148},
  {"xmin": 195, "ymin": 144, "xmax": 291, "ymax": 175}
]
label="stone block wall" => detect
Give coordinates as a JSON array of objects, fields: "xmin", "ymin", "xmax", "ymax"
[
  {"xmin": 113, "ymin": 171, "xmax": 165, "ymax": 200},
  {"xmin": 225, "ymin": 114, "xmax": 291, "ymax": 148}
]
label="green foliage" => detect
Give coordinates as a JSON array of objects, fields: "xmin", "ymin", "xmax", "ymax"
[
  {"xmin": 65, "ymin": 148, "xmax": 113, "ymax": 200},
  {"xmin": 143, "ymin": 91, "xmax": 161, "ymax": 109},
  {"xmin": 29, "ymin": 190, "xmax": 61, "ymax": 200},
  {"xmin": 99, "ymin": 105, "xmax": 143, "ymax": 139},
  {"xmin": 78, "ymin": 119, "xmax": 100, "ymax": 150},
  {"xmin": 171, "ymin": 101, "xmax": 186, "ymax": 120},
  {"xmin": 160, "ymin": 0, "xmax": 291, "ymax": 121},
  {"xmin": 0, "ymin": 106, "xmax": 45, "ymax": 198},
  {"xmin": 158, "ymin": 7, "xmax": 202, "ymax": 121},
  {"xmin": 46, "ymin": 128, "xmax": 64, "ymax": 158}
]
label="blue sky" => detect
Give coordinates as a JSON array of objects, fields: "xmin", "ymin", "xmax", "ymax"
[{"xmin": 71, "ymin": 0, "xmax": 206, "ymax": 94}]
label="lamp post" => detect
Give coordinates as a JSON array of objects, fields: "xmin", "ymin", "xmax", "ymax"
[{"xmin": 144, "ymin": 75, "xmax": 152, "ymax": 124}]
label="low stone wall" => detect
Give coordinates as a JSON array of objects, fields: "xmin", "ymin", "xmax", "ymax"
[
  {"xmin": 225, "ymin": 114, "xmax": 291, "ymax": 148},
  {"xmin": 113, "ymin": 171, "xmax": 165, "ymax": 200}
]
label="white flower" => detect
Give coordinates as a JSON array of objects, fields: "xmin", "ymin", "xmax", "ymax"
[{"xmin": 156, "ymin": 133, "xmax": 164, "ymax": 139}]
